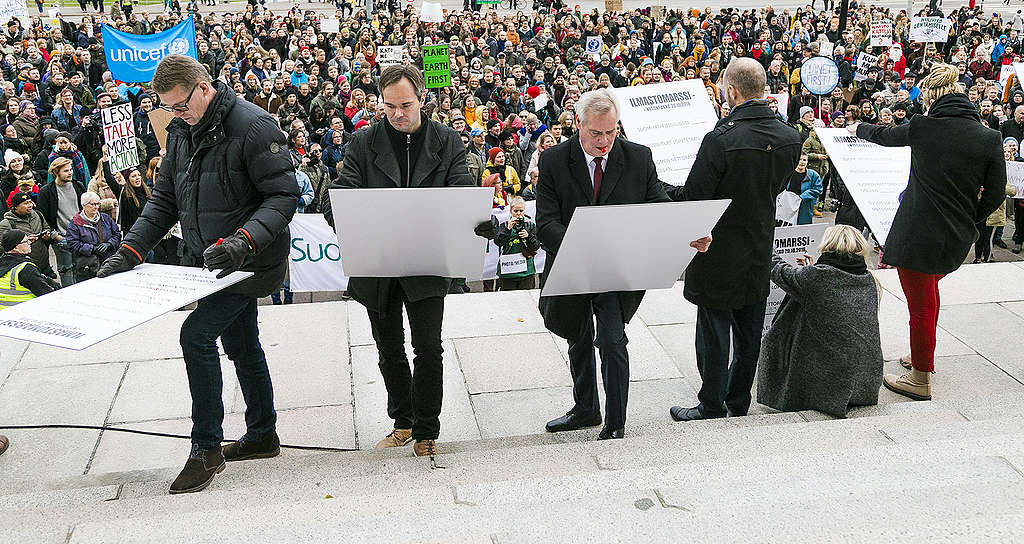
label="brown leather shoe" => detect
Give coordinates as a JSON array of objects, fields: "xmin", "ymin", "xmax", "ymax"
[
  {"xmin": 883, "ymin": 369, "xmax": 931, "ymax": 401},
  {"xmin": 0, "ymin": 434, "xmax": 8, "ymax": 457},
  {"xmin": 413, "ymin": 439, "xmax": 438, "ymax": 457},
  {"xmin": 375, "ymin": 428, "xmax": 412, "ymax": 449},
  {"xmin": 169, "ymin": 445, "xmax": 225, "ymax": 495}
]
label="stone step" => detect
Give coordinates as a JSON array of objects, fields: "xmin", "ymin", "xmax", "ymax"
[{"xmin": 63, "ymin": 453, "xmax": 1024, "ymax": 543}]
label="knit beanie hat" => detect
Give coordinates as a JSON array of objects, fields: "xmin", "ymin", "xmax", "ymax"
[
  {"xmin": 2, "ymin": 229, "xmax": 26, "ymax": 252},
  {"xmin": 799, "ymin": 105, "xmax": 814, "ymax": 118},
  {"xmin": 487, "ymin": 147, "xmax": 503, "ymax": 163},
  {"xmin": 9, "ymin": 192, "xmax": 32, "ymax": 209},
  {"xmin": 4, "ymin": 149, "xmax": 21, "ymax": 166}
]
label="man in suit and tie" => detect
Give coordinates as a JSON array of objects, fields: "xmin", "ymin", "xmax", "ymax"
[
  {"xmin": 535, "ymin": 88, "xmax": 710, "ymax": 439},
  {"xmin": 322, "ymin": 65, "xmax": 473, "ymax": 458}
]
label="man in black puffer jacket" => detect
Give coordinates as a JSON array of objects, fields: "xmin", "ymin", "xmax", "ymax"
[{"xmin": 97, "ymin": 55, "xmax": 298, "ymax": 496}]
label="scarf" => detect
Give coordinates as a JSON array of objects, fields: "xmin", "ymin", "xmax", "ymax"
[{"xmin": 816, "ymin": 251, "xmax": 867, "ymax": 275}]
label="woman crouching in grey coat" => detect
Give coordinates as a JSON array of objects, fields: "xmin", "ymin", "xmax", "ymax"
[{"xmin": 757, "ymin": 225, "xmax": 884, "ymax": 418}]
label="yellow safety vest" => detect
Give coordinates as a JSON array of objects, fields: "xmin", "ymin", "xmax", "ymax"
[{"xmin": 0, "ymin": 262, "xmax": 36, "ymax": 309}]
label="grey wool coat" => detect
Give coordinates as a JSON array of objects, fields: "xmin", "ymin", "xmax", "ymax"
[{"xmin": 756, "ymin": 254, "xmax": 884, "ymax": 418}]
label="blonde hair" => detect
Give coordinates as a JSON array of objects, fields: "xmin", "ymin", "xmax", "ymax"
[
  {"xmin": 920, "ymin": 64, "xmax": 962, "ymax": 106},
  {"xmin": 509, "ymin": 196, "xmax": 526, "ymax": 209},
  {"xmin": 819, "ymin": 225, "xmax": 870, "ymax": 257}
]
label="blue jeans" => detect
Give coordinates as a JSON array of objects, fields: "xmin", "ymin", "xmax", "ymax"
[{"xmin": 179, "ymin": 291, "xmax": 276, "ymax": 448}]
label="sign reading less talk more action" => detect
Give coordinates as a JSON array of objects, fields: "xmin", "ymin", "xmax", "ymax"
[
  {"xmin": 101, "ymin": 103, "xmax": 140, "ymax": 171},
  {"xmin": 422, "ymin": 44, "xmax": 450, "ymax": 88}
]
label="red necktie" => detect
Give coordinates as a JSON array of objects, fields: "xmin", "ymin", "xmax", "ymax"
[{"xmin": 593, "ymin": 156, "xmax": 603, "ymax": 204}]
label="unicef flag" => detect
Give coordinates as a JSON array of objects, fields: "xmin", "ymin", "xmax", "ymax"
[{"xmin": 102, "ymin": 17, "xmax": 198, "ymax": 83}]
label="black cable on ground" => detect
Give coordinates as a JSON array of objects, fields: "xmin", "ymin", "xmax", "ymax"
[{"xmin": 0, "ymin": 424, "xmax": 358, "ymax": 452}]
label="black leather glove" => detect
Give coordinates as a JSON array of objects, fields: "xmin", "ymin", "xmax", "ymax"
[
  {"xmin": 202, "ymin": 232, "xmax": 252, "ymax": 279},
  {"xmin": 97, "ymin": 246, "xmax": 141, "ymax": 278},
  {"xmin": 94, "ymin": 242, "xmax": 112, "ymax": 256},
  {"xmin": 474, "ymin": 216, "xmax": 498, "ymax": 240}
]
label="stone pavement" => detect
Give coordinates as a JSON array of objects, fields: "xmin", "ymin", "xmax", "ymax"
[{"xmin": 2, "ymin": 261, "xmax": 1024, "ymax": 490}]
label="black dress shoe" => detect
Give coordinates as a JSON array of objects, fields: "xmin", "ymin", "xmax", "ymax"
[
  {"xmin": 597, "ymin": 427, "xmax": 624, "ymax": 440},
  {"xmin": 669, "ymin": 405, "xmax": 726, "ymax": 422},
  {"xmin": 995, "ymin": 239, "xmax": 1009, "ymax": 249},
  {"xmin": 545, "ymin": 411, "xmax": 603, "ymax": 433}
]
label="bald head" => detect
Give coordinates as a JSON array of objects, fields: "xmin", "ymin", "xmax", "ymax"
[{"xmin": 724, "ymin": 58, "xmax": 767, "ymax": 107}]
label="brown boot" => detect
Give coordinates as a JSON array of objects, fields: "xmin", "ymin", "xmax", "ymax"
[
  {"xmin": 413, "ymin": 439, "xmax": 438, "ymax": 457},
  {"xmin": 169, "ymin": 445, "xmax": 225, "ymax": 495},
  {"xmin": 0, "ymin": 434, "xmax": 8, "ymax": 456},
  {"xmin": 883, "ymin": 369, "xmax": 931, "ymax": 401},
  {"xmin": 375, "ymin": 428, "xmax": 412, "ymax": 449}
]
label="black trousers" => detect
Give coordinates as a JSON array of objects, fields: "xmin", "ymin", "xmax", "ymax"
[
  {"xmin": 566, "ymin": 292, "xmax": 629, "ymax": 430},
  {"xmin": 366, "ymin": 281, "xmax": 445, "ymax": 440},
  {"xmin": 694, "ymin": 300, "xmax": 766, "ymax": 417}
]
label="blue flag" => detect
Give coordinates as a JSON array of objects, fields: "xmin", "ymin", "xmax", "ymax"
[{"xmin": 102, "ymin": 17, "xmax": 198, "ymax": 83}]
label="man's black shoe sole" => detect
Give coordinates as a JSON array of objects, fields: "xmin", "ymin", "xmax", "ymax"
[
  {"xmin": 224, "ymin": 447, "xmax": 281, "ymax": 462},
  {"xmin": 168, "ymin": 462, "xmax": 225, "ymax": 495}
]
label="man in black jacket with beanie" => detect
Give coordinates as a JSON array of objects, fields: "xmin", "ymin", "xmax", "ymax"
[{"xmin": 97, "ymin": 55, "xmax": 299, "ymax": 495}]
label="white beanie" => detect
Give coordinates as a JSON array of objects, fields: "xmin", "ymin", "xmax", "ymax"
[
  {"xmin": 4, "ymin": 149, "xmax": 20, "ymax": 166},
  {"xmin": 799, "ymin": 105, "xmax": 815, "ymax": 118},
  {"xmin": 81, "ymin": 191, "xmax": 100, "ymax": 207}
]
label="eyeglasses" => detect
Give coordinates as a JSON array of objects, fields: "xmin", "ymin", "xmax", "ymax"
[{"xmin": 158, "ymin": 83, "xmax": 199, "ymax": 113}]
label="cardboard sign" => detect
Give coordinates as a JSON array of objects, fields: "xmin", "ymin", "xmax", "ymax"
[
  {"xmin": 586, "ymin": 36, "xmax": 602, "ymax": 56},
  {"xmin": 147, "ymin": 108, "xmax": 173, "ymax": 150},
  {"xmin": 909, "ymin": 16, "xmax": 951, "ymax": 43},
  {"xmin": 870, "ymin": 19, "xmax": 893, "ymax": 47},
  {"xmin": 422, "ymin": 44, "xmax": 450, "ymax": 88},
  {"xmin": 765, "ymin": 223, "xmax": 829, "ymax": 331},
  {"xmin": 377, "ymin": 45, "xmax": 403, "ymax": 68},
  {"xmin": 1008, "ymin": 161, "xmax": 1024, "ymax": 199},
  {"xmin": 854, "ymin": 52, "xmax": 879, "ymax": 82},
  {"xmin": 319, "ymin": 18, "xmax": 339, "ymax": 33},
  {"xmin": 101, "ymin": 103, "xmax": 139, "ymax": 171}
]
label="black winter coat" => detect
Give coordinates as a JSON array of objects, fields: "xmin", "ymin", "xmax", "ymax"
[
  {"xmin": 321, "ymin": 116, "xmax": 474, "ymax": 314},
  {"xmin": 664, "ymin": 101, "xmax": 802, "ymax": 310},
  {"xmin": 857, "ymin": 93, "xmax": 1006, "ymax": 275},
  {"xmin": 123, "ymin": 81, "xmax": 299, "ymax": 298},
  {"xmin": 536, "ymin": 135, "xmax": 669, "ymax": 340}
]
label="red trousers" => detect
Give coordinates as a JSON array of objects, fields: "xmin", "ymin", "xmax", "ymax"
[{"xmin": 897, "ymin": 267, "xmax": 946, "ymax": 372}]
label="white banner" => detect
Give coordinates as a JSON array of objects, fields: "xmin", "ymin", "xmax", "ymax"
[
  {"xmin": 869, "ymin": 19, "xmax": 893, "ymax": 48},
  {"xmin": 775, "ymin": 191, "xmax": 801, "ymax": 227},
  {"xmin": 854, "ymin": 52, "xmax": 879, "ymax": 82},
  {"xmin": 101, "ymin": 103, "xmax": 139, "ymax": 171},
  {"xmin": 377, "ymin": 46, "xmax": 404, "ymax": 69},
  {"xmin": 0, "ymin": 265, "xmax": 251, "ymax": 350},
  {"xmin": 612, "ymin": 79, "xmax": 719, "ymax": 186},
  {"xmin": 319, "ymin": 18, "xmax": 339, "ymax": 33},
  {"xmin": 815, "ymin": 127, "xmax": 910, "ymax": 245},
  {"xmin": 0, "ymin": 0, "xmax": 27, "ymax": 27},
  {"xmin": 909, "ymin": 17, "xmax": 951, "ymax": 43},
  {"xmin": 765, "ymin": 223, "xmax": 829, "ymax": 331},
  {"xmin": 288, "ymin": 214, "xmax": 348, "ymax": 292},
  {"xmin": 1008, "ymin": 162, "xmax": 1024, "ymax": 199},
  {"xmin": 768, "ymin": 93, "xmax": 789, "ymax": 120}
]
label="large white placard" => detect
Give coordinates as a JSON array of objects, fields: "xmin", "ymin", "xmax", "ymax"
[
  {"xmin": 540, "ymin": 200, "xmax": 730, "ymax": 297},
  {"xmin": 101, "ymin": 103, "xmax": 139, "ymax": 171},
  {"xmin": 377, "ymin": 45, "xmax": 404, "ymax": 68},
  {"xmin": 0, "ymin": 265, "xmax": 252, "ymax": 350},
  {"xmin": 0, "ymin": 0, "xmax": 27, "ymax": 27},
  {"xmin": 1007, "ymin": 161, "xmax": 1024, "ymax": 199},
  {"xmin": 869, "ymin": 19, "xmax": 893, "ymax": 47},
  {"xmin": 319, "ymin": 18, "xmax": 339, "ymax": 33},
  {"xmin": 612, "ymin": 80, "xmax": 719, "ymax": 186},
  {"xmin": 765, "ymin": 223, "xmax": 829, "ymax": 331},
  {"xmin": 815, "ymin": 127, "xmax": 910, "ymax": 245},
  {"xmin": 289, "ymin": 214, "xmax": 348, "ymax": 292},
  {"xmin": 909, "ymin": 17, "xmax": 951, "ymax": 43},
  {"xmin": 329, "ymin": 187, "xmax": 493, "ymax": 277}
]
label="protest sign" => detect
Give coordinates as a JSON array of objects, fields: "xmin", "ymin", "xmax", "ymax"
[
  {"xmin": 586, "ymin": 36, "xmax": 602, "ymax": 57},
  {"xmin": 329, "ymin": 187, "xmax": 493, "ymax": 278},
  {"xmin": 854, "ymin": 52, "xmax": 879, "ymax": 82},
  {"xmin": 319, "ymin": 18, "xmax": 339, "ymax": 33},
  {"xmin": 800, "ymin": 56, "xmax": 840, "ymax": 95},
  {"xmin": 765, "ymin": 223, "xmax": 829, "ymax": 331},
  {"xmin": 815, "ymin": 128, "xmax": 910, "ymax": 245},
  {"xmin": 0, "ymin": 265, "xmax": 251, "ymax": 350},
  {"xmin": 420, "ymin": 1, "xmax": 443, "ymax": 22},
  {"xmin": 818, "ymin": 37, "xmax": 835, "ymax": 58},
  {"xmin": 0, "ymin": 0, "xmax": 27, "ymax": 27},
  {"xmin": 422, "ymin": 44, "xmax": 450, "ymax": 88},
  {"xmin": 101, "ymin": 103, "xmax": 140, "ymax": 171},
  {"xmin": 869, "ymin": 19, "xmax": 893, "ymax": 47},
  {"xmin": 147, "ymin": 108, "xmax": 173, "ymax": 150},
  {"xmin": 768, "ymin": 93, "xmax": 789, "ymax": 119},
  {"xmin": 541, "ymin": 200, "xmax": 729, "ymax": 297},
  {"xmin": 1008, "ymin": 162, "xmax": 1024, "ymax": 199},
  {"xmin": 377, "ymin": 45, "xmax": 404, "ymax": 68},
  {"xmin": 612, "ymin": 79, "xmax": 719, "ymax": 185},
  {"xmin": 909, "ymin": 17, "xmax": 951, "ymax": 42},
  {"xmin": 45, "ymin": 8, "xmax": 59, "ymax": 30},
  {"xmin": 102, "ymin": 17, "xmax": 197, "ymax": 82},
  {"xmin": 289, "ymin": 214, "xmax": 348, "ymax": 292},
  {"xmin": 1001, "ymin": 65, "xmax": 1015, "ymax": 88}
]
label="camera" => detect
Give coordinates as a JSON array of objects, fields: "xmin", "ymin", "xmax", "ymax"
[{"xmin": 510, "ymin": 217, "xmax": 527, "ymax": 232}]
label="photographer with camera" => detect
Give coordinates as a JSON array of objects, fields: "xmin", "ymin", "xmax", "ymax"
[{"xmin": 491, "ymin": 196, "xmax": 540, "ymax": 291}]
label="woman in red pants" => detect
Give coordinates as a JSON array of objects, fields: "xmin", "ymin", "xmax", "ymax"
[{"xmin": 849, "ymin": 64, "xmax": 1006, "ymax": 400}]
